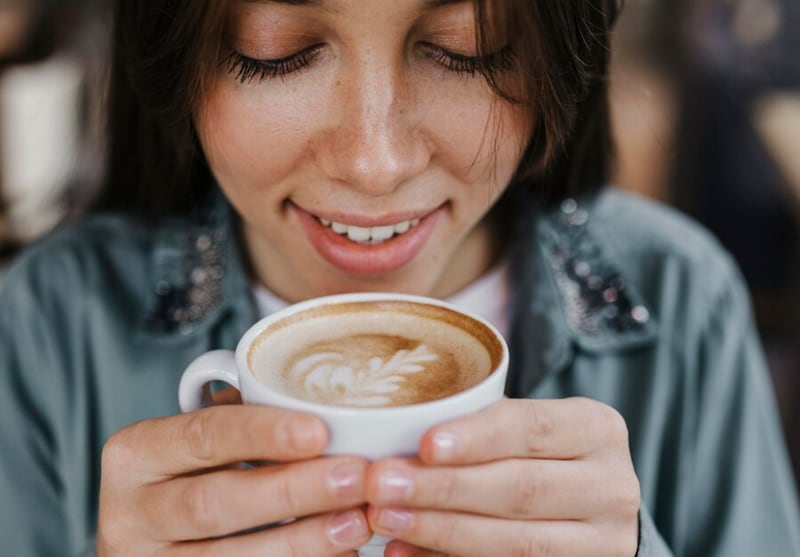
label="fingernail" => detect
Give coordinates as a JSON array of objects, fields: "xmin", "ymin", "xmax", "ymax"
[
  {"xmin": 377, "ymin": 508, "xmax": 414, "ymax": 533},
  {"xmin": 328, "ymin": 460, "xmax": 365, "ymax": 498},
  {"xmin": 328, "ymin": 510, "xmax": 369, "ymax": 546},
  {"xmin": 279, "ymin": 416, "xmax": 324, "ymax": 452},
  {"xmin": 376, "ymin": 469, "xmax": 414, "ymax": 502},
  {"xmin": 431, "ymin": 430, "xmax": 461, "ymax": 462}
]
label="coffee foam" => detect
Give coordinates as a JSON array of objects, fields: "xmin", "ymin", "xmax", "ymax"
[{"xmin": 248, "ymin": 301, "xmax": 500, "ymax": 407}]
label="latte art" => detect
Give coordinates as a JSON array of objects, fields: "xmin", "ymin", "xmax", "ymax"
[
  {"xmin": 248, "ymin": 300, "xmax": 499, "ymax": 408},
  {"xmin": 286, "ymin": 336, "xmax": 444, "ymax": 406}
]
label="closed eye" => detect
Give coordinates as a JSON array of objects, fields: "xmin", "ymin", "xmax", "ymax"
[
  {"xmin": 420, "ymin": 42, "xmax": 515, "ymax": 77},
  {"xmin": 224, "ymin": 45, "xmax": 324, "ymax": 82}
]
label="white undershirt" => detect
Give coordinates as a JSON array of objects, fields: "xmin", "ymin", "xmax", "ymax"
[{"xmin": 252, "ymin": 259, "xmax": 512, "ymax": 341}]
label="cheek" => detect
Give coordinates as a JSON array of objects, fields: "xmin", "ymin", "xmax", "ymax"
[
  {"xmin": 195, "ymin": 83, "xmax": 314, "ymax": 189},
  {"xmin": 421, "ymin": 84, "xmax": 529, "ymax": 187},
  {"xmin": 493, "ymin": 104, "xmax": 531, "ymax": 175}
]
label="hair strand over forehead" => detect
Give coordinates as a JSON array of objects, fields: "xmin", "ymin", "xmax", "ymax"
[{"xmin": 474, "ymin": 0, "xmax": 620, "ymax": 205}]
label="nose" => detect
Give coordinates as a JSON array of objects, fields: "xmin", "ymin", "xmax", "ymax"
[{"xmin": 315, "ymin": 58, "xmax": 431, "ymax": 196}]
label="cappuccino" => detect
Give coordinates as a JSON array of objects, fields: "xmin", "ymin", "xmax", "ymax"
[{"xmin": 248, "ymin": 300, "xmax": 500, "ymax": 407}]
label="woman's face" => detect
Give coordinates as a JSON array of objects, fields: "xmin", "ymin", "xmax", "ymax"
[{"xmin": 195, "ymin": 0, "xmax": 529, "ymax": 302}]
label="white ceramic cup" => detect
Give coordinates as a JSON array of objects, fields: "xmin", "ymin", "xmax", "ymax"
[{"xmin": 179, "ymin": 292, "xmax": 509, "ymax": 556}]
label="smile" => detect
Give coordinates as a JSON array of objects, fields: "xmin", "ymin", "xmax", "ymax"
[
  {"xmin": 316, "ymin": 217, "xmax": 422, "ymax": 245},
  {"xmin": 292, "ymin": 202, "xmax": 443, "ymax": 275}
]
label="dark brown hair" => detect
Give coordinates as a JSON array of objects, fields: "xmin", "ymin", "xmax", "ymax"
[{"xmin": 97, "ymin": 0, "xmax": 619, "ymax": 219}]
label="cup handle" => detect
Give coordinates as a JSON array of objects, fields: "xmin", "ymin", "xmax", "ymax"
[{"xmin": 178, "ymin": 350, "xmax": 240, "ymax": 412}]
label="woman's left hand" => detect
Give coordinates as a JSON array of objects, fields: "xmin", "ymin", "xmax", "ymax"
[{"xmin": 365, "ymin": 397, "xmax": 641, "ymax": 557}]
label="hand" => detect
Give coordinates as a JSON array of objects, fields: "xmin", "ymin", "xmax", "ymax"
[
  {"xmin": 97, "ymin": 404, "xmax": 372, "ymax": 556},
  {"xmin": 364, "ymin": 397, "xmax": 640, "ymax": 557}
]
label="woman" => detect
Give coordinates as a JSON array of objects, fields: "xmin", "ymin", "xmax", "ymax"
[{"xmin": 1, "ymin": 0, "xmax": 799, "ymax": 555}]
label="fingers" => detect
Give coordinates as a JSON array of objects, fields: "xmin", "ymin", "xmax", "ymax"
[
  {"xmin": 418, "ymin": 397, "xmax": 631, "ymax": 465},
  {"xmin": 367, "ymin": 508, "xmax": 635, "ymax": 557},
  {"xmin": 168, "ymin": 509, "xmax": 372, "ymax": 557},
  {"xmin": 102, "ymin": 404, "xmax": 328, "ymax": 479},
  {"xmin": 367, "ymin": 457, "xmax": 639, "ymax": 521},
  {"xmin": 141, "ymin": 457, "xmax": 369, "ymax": 540},
  {"xmin": 364, "ymin": 398, "xmax": 640, "ymax": 557}
]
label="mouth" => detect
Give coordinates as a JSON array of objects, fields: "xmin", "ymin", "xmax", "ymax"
[
  {"xmin": 291, "ymin": 202, "xmax": 444, "ymax": 276},
  {"xmin": 316, "ymin": 216, "xmax": 422, "ymax": 245}
]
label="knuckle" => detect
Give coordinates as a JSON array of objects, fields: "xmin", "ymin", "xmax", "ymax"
[
  {"xmin": 98, "ymin": 425, "xmax": 149, "ymax": 550},
  {"xmin": 576, "ymin": 397, "xmax": 630, "ymax": 450},
  {"xmin": 101, "ymin": 425, "xmax": 138, "ymax": 471},
  {"xmin": 274, "ymin": 469, "xmax": 303, "ymax": 513},
  {"xmin": 432, "ymin": 469, "xmax": 461, "ymax": 508},
  {"xmin": 510, "ymin": 528, "xmax": 555, "ymax": 557},
  {"xmin": 522, "ymin": 402, "xmax": 556, "ymax": 453},
  {"xmin": 243, "ymin": 410, "xmax": 269, "ymax": 448},
  {"xmin": 617, "ymin": 474, "xmax": 641, "ymax": 518},
  {"xmin": 434, "ymin": 516, "xmax": 460, "ymax": 551},
  {"xmin": 510, "ymin": 461, "xmax": 540, "ymax": 517},
  {"xmin": 599, "ymin": 405, "xmax": 629, "ymax": 447},
  {"xmin": 179, "ymin": 478, "xmax": 223, "ymax": 533},
  {"xmin": 182, "ymin": 411, "xmax": 218, "ymax": 465}
]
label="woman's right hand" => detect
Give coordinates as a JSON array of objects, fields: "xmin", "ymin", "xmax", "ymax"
[{"xmin": 96, "ymin": 404, "xmax": 371, "ymax": 556}]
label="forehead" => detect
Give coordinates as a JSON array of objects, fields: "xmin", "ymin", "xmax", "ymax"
[
  {"xmin": 239, "ymin": 0, "xmax": 469, "ymax": 7},
  {"xmin": 228, "ymin": 0, "xmax": 486, "ymax": 29},
  {"xmin": 227, "ymin": 0, "xmax": 485, "ymax": 32}
]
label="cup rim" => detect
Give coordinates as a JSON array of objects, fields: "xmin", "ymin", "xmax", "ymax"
[{"xmin": 234, "ymin": 292, "xmax": 510, "ymax": 416}]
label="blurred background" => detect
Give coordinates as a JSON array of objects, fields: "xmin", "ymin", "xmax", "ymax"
[
  {"xmin": 0, "ymin": 0, "xmax": 105, "ymax": 255},
  {"xmin": 609, "ymin": 0, "xmax": 800, "ymax": 490},
  {"xmin": 1, "ymin": 0, "xmax": 799, "ymax": 488}
]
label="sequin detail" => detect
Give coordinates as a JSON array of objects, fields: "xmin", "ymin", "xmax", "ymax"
[
  {"xmin": 146, "ymin": 227, "xmax": 227, "ymax": 335},
  {"xmin": 545, "ymin": 198, "xmax": 650, "ymax": 337}
]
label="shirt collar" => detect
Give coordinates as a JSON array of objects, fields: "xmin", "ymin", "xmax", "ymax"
[
  {"xmin": 506, "ymin": 193, "xmax": 657, "ymax": 396},
  {"xmin": 139, "ymin": 192, "xmax": 256, "ymax": 343}
]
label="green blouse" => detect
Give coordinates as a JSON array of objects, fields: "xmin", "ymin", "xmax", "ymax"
[{"xmin": 1, "ymin": 188, "xmax": 798, "ymax": 555}]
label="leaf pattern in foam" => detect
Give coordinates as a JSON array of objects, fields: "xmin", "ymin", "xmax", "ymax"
[{"xmin": 292, "ymin": 344, "xmax": 440, "ymax": 405}]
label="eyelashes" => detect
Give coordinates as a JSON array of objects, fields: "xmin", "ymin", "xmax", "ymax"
[
  {"xmin": 225, "ymin": 45, "xmax": 324, "ymax": 83},
  {"xmin": 420, "ymin": 43, "xmax": 514, "ymax": 77},
  {"xmin": 225, "ymin": 43, "xmax": 514, "ymax": 83}
]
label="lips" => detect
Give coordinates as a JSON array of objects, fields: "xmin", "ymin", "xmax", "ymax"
[
  {"xmin": 319, "ymin": 216, "xmax": 421, "ymax": 244},
  {"xmin": 291, "ymin": 202, "xmax": 442, "ymax": 275}
]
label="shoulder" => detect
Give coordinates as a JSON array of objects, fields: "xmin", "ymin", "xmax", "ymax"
[
  {"xmin": 1, "ymin": 199, "xmax": 251, "ymax": 342},
  {"xmin": 2, "ymin": 213, "xmax": 152, "ymax": 296},
  {"xmin": 591, "ymin": 188, "xmax": 732, "ymax": 269},
  {"xmin": 526, "ymin": 187, "xmax": 750, "ymax": 356},
  {"xmin": 5, "ymin": 213, "xmax": 152, "ymax": 271},
  {"xmin": 588, "ymin": 188, "xmax": 743, "ymax": 311},
  {"xmin": 0, "ymin": 214, "xmax": 155, "ymax": 330},
  {"xmin": 0, "ymin": 214, "xmax": 159, "ymax": 416}
]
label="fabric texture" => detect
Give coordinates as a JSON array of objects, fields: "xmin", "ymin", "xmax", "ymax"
[{"xmin": 1, "ymin": 187, "xmax": 799, "ymax": 556}]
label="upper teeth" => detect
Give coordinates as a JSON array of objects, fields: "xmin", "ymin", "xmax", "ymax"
[{"xmin": 319, "ymin": 217, "xmax": 421, "ymax": 244}]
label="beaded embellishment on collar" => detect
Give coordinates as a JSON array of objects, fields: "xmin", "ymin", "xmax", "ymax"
[
  {"xmin": 144, "ymin": 196, "xmax": 230, "ymax": 336},
  {"xmin": 544, "ymin": 198, "xmax": 650, "ymax": 337}
]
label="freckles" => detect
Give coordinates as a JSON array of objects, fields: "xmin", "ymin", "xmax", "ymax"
[
  {"xmin": 197, "ymin": 99, "xmax": 264, "ymax": 185},
  {"xmin": 203, "ymin": 85, "xmax": 323, "ymax": 191}
]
